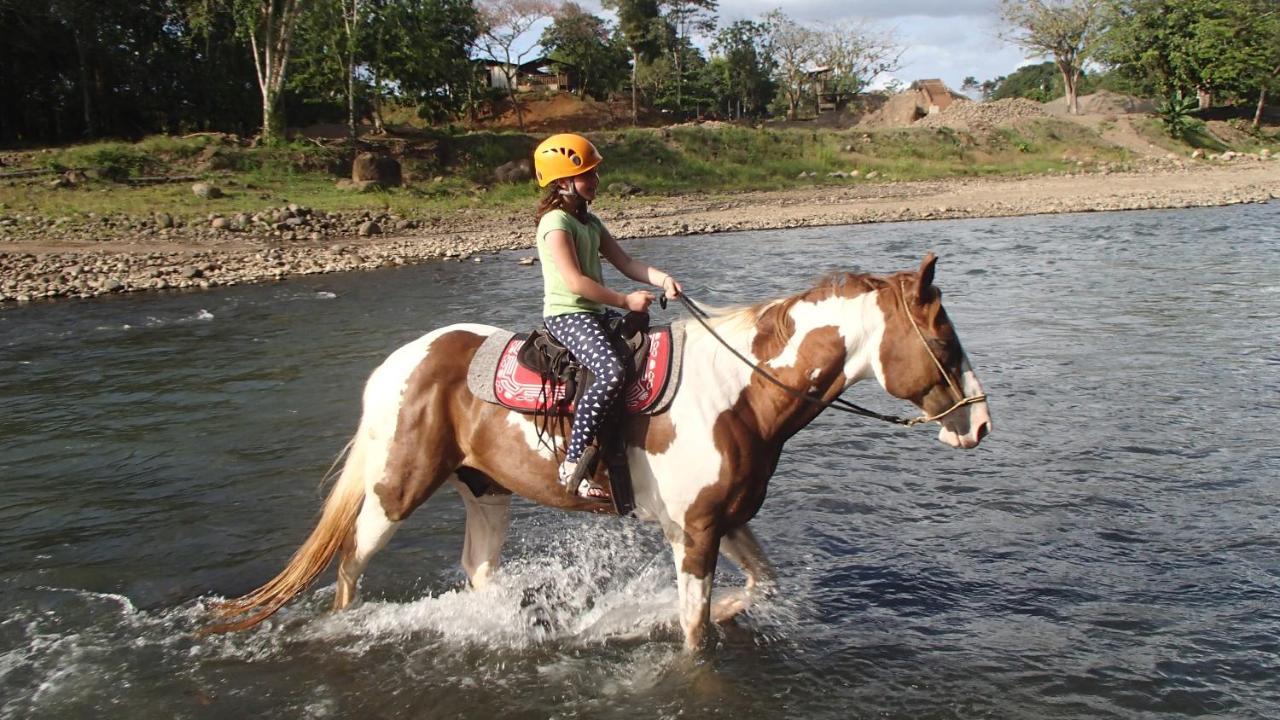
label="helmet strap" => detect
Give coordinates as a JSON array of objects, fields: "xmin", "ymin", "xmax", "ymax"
[{"xmin": 557, "ymin": 178, "xmax": 578, "ymax": 198}]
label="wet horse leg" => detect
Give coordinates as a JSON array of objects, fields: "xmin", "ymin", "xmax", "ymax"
[
  {"xmin": 334, "ymin": 452, "xmax": 458, "ymax": 609},
  {"xmin": 714, "ymin": 524, "xmax": 777, "ymax": 624},
  {"xmin": 450, "ymin": 479, "xmax": 511, "ymax": 590},
  {"xmin": 668, "ymin": 526, "xmax": 721, "ymax": 650},
  {"xmin": 335, "ymin": 488, "xmax": 402, "ymax": 610}
]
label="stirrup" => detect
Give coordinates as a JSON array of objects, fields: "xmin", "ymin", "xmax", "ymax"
[{"xmin": 559, "ymin": 447, "xmax": 606, "ymax": 500}]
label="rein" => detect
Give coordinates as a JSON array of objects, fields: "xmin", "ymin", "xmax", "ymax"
[{"xmin": 673, "ymin": 289, "xmax": 985, "ymax": 428}]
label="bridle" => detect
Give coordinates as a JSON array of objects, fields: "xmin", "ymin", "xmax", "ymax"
[
  {"xmin": 671, "ymin": 282, "xmax": 986, "ymax": 428},
  {"xmin": 893, "ymin": 279, "xmax": 988, "ymax": 424}
]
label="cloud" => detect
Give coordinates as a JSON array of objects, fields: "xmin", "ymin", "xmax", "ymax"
[
  {"xmin": 570, "ymin": 1, "xmax": 1041, "ymax": 94},
  {"xmin": 715, "ymin": 0, "xmax": 1000, "ymax": 23}
]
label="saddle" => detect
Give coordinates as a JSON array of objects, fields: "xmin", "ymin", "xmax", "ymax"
[
  {"xmin": 515, "ymin": 311, "xmax": 654, "ymax": 412},
  {"xmin": 464, "ymin": 314, "xmax": 684, "ymax": 517},
  {"xmin": 516, "ymin": 312, "xmax": 652, "ymax": 517}
]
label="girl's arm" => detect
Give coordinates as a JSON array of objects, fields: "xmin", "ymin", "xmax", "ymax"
[
  {"xmin": 600, "ymin": 228, "xmax": 683, "ymax": 298},
  {"xmin": 545, "ymin": 229, "xmax": 653, "ymax": 311}
]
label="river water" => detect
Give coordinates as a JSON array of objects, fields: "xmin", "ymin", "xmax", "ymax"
[{"xmin": 1, "ymin": 202, "xmax": 1278, "ymax": 719}]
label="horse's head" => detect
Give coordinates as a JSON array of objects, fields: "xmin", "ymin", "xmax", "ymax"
[{"xmin": 874, "ymin": 253, "xmax": 992, "ymax": 449}]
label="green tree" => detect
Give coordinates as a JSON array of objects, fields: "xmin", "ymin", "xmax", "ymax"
[
  {"xmin": 1254, "ymin": 20, "xmax": 1280, "ymax": 127},
  {"xmin": 539, "ymin": 3, "xmax": 628, "ymax": 100},
  {"xmin": 990, "ymin": 61, "xmax": 1061, "ymax": 101},
  {"xmin": 289, "ymin": 0, "xmax": 365, "ymax": 143},
  {"xmin": 659, "ymin": 0, "xmax": 716, "ymax": 117},
  {"xmin": 1000, "ymin": 0, "xmax": 1106, "ymax": 115},
  {"xmin": 0, "ymin": 0, "xmax": 260, "ymax": 143},
  {"xmin": 603, "ymin": 0, "xmax": 664, "ymax": 124},
  {"xmin": 763, "ymin": 10, "xmax": 817, "ymax": 120},
  {"xmin": 373, "ymin": 0, "xmax": 481, "ymax": 125},
  {"xmin": 219, "ymin": 0, "xmax": 308, "ymax": 144},
  {"xmin": 1102, "ymin": 0, "xmax": 1280, "ymax": 113},
  {"xmin": 709, "ymin": 18, "xmax": 775, "ymax": 119}
]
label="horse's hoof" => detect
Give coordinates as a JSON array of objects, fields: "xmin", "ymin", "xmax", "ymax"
[{"xmin": 712, "ymin": 589, "xmax": 749, "ymax": 624}]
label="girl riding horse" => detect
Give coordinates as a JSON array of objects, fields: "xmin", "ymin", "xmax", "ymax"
[{"xmin": 532, "ymin": 133, "xmax": 683, "ymax": 498}]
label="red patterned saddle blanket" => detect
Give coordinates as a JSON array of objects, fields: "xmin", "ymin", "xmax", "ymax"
[{"xmin": 467, "ymin": 324, "xmax": 683, "ymax": 416}]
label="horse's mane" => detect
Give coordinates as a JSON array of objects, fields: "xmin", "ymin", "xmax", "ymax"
[{"xmin": 701, "ymin": 271, "xmax": 888, "ymax": 349}]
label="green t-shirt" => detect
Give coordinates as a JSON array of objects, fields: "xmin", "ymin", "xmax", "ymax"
[{"xmin": 536, "ymin": 209, "xmax": 607, "ymax": 317}]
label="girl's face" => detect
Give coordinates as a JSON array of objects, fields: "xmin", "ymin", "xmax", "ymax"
[{"xmin": 566, "ymin": 168, "xmax": 599, "ymax": 201}]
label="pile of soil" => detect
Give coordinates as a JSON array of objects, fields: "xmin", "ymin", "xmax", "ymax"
[
  {"xmin": 477, "ymin": 95, "xmax": 662, "ymax": 132},
  {"xmin": 857, "ymin": 92, "xmax": 957, "ymax": 128},
  {"xmin": 916, "ymin": 98, "xmax": 1048, "ymax": 131},
  {"xmin": 1042, "ymin": 90, "xmax": 1156, "ymax": 116}
]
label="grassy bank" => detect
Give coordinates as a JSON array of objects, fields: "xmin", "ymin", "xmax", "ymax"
[{"xmin": 1, "ymin": 120, "xmax": 1273, "ymax": 223}]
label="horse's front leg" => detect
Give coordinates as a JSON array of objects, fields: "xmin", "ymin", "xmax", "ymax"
[
  {"xmin": 668, "ymin": 526, "xmax": 721, "ymax": 650},
  {"xmin": 714, "ymin": 523, "xmax": 777, "ymax": 624}
]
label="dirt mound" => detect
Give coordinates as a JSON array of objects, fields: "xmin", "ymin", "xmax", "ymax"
[
  {"xmin": 859, "ymin": 92, "xmax": 935, "ymax": 128},
  {"xmin": 1042, "ymin": 90, "xmax": 1156, "ymax": 116},
  {"xmin": 916, "ymin": 98, "xmax": 1048, "ymax": 131},
  {"xmin": 477, "ymin": 94, "xmax": 660, "ymax": 132},
  {"xmin": 857, "ymin": 82, "xmax": 968, "ymax": 129}
]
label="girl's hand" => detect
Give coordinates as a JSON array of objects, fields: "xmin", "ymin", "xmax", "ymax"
[
  {"xmin": 624, "ymin": 290, "xmax": 655, "ymax": 312},
  {"xmin": 661, "ymin": 276, "xmax": 683, "ymax": 300}
]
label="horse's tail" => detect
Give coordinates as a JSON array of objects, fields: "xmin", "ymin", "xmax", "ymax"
[{"xmin": 205, "ymin": 434, "xmax": 368, "ymax": 633}]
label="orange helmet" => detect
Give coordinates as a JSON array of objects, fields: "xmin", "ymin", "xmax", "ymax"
[{"xmin": 533, "ymin": 133, "xmax": 603, "ymax": 187}]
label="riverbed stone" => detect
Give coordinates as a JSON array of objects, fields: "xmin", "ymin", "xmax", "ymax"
[{"xmin": 192, "ymin": 182, "xmax": 223, "ymax": 199}]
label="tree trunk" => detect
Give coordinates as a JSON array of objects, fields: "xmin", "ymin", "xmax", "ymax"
[
  {"xmin": 1057, "ymin": 61, "xmax": 1079, "ymax": 115},
  {"xmin": 372, "ymin": 69, "xmax": 385, "ymax": 134},
  {"xmin": 71, "ymin": 27, "xmax": 93, "ymax": 136},
  {"xmin": 347, "ymin": 69, "xmax": 357, "ymax": 146},
  {"xmin": 246, "ymin": 0, "xmax": 302, "ymax": 145},
  {"xmin": 345, "ymin": 0, "xmax": 360, "ymax": 147},
  {"xmin": 631, "ymin": 48, "xmax": 640, "ymax": 126},
  {"xmin": 1258, "ymin": 65, "xmax": 1280, "ymax": 130},
  {"xmin": 262, "ymin": 89, "xmax": 283, "ymax": 145},
  {"xmin": 675, "ymin": 47, "xmax": 683, "ymax": 118},
  {"xmin": 506, "ymin": 71, "xmax": 525, "ymax": 132}
]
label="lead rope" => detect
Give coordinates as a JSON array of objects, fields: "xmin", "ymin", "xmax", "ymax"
[{"xmin": 671, "ymin": 289, "xmax": 983, "ymax": 428}]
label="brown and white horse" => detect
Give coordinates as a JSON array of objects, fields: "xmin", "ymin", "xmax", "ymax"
[{"xmin": 212, "ymin": 253, "xmax": 992, "ymax": 649}]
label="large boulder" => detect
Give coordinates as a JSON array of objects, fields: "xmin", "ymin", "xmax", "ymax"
[
  {"xmin": 493, "ymin": 158, "xmax": 532, "ymax": 183},
  {"xmin": 351, "ymin": 152, "xmax": 402, "ymax": 187}
]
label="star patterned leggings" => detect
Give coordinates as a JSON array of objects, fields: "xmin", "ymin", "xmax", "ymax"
[{"xmin": 543, "ymin": 311, "xmax": 626, "ymax": 463}]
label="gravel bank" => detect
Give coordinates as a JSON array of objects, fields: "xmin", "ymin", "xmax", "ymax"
[{"xmin": 2, "ymin": 160, "xmax": 1278, "ymax": 304}]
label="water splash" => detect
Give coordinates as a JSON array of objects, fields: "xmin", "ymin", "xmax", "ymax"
[{"xmin": 302, "ymin": 520, "xmax": 680, "ymax": 651}]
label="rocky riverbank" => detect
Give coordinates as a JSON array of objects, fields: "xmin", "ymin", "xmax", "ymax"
[{"xmin": 2, "ymin": 158, "xmax": 1278, "ymax": 304}]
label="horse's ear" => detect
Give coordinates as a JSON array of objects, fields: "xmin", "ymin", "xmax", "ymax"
[{"xmin": 914, "ymin": 252, "xmax": 938, "ymax": 301}]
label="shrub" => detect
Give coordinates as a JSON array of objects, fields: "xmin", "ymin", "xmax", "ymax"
[{"xmin": 1157, "ymin": 93, "xmax": 1202, "ymax": 140}]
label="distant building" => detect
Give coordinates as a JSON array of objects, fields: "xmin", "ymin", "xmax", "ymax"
[
  {"xmin": 475, "ymin": 57, "xmax": 579, "ymax": 94},
  {"xmin": 910, "ymin": 79, "xmax": 961, "ymax": 115},
  {"xmin": 805, "ymin": 66, "xmax": 838, "ymax": 113}
]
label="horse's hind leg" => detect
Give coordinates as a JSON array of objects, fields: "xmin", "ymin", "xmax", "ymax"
[
  {"xmin": 334, "ymin": 457, "xmax": 458, "ymax": 609},
  {"xmin": 335, "ymin": 491, "xmax": 402, "ymax": 610},
  {"xmin": 450, "ymin": 476, "xmax": 511, "ymax": 590},
  {"xmin": 714, "ymin": 524, "xmax": 777, "ymax": 624}
]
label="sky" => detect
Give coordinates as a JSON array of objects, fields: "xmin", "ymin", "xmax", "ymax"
[{"xmin": 568, "ymin": 0, "xmax": 1044, "ymax": 96}]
